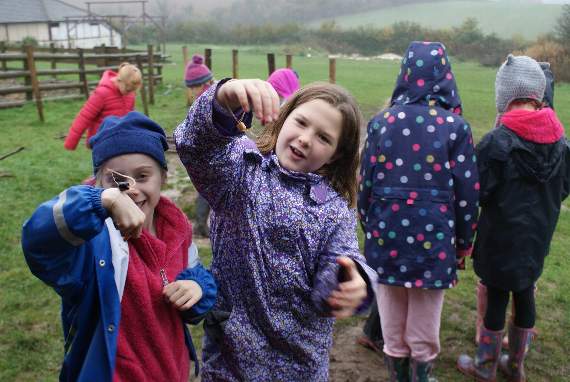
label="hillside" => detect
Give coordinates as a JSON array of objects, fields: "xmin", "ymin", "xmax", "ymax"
[{"xmin": 310, "ymin": 0, "xmax": 563, "ymax": 40}]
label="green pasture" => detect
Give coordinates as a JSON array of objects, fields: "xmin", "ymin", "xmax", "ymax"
[
  {"xmin": 310, "ymin": 0, "xmax": 564, "ymax": 41},
  {"xmin": 1, "ymin": 43, "xmax": 569, "ymax": 381}
]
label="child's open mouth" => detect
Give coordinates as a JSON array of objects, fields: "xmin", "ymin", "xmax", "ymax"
[
  {"xmin": 135, "ymin": 200, "xmax": 146, "ymax": 209},
  {"xmin": 290, "ymin": 146, "xmax": 306, "ymax": 159}
]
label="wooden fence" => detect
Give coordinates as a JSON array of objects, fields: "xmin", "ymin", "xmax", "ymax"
[
  {"xmin": 0, "ymin": 44, "xmax": 167, "ymax": 121},
  {"xmin": 182, "ymin": 46, "xmax": 336, "ymax": 83}
]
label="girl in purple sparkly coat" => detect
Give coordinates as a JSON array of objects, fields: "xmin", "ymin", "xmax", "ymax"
[{"xmin": 174, "ymin": 78, "xmax": 376, "ymax": 381}]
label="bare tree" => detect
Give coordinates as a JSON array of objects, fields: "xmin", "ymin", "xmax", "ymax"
[{"xmin": 556, "ymin": 4, "xmax": 570, "ymax": 51}]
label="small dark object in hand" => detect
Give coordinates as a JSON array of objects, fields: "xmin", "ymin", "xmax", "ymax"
[{"xmin": 118, "ymin": 181, "xmax": 130, "ymax": 191}]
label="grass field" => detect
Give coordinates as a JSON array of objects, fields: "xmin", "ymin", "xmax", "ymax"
[
  {"xmin": 1, "ymin": 43, "xmax": 569, "ymax": 381},
  {"xmin": 310, "ymin": 0, "xmax": 564, "ymax": 40}
]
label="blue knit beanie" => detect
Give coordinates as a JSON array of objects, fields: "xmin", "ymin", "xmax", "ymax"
[{"xmin": 89, "ymin": 111, "xmax": 168, "ymax": 173}]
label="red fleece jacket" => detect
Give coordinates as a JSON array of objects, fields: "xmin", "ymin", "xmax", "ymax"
[
  {"xmin": 500, "ymin": 107, "xmax": 564, "ymax": 144},
  {"xmin": 64, "ymin": 70, "xmax": 136, "ymax": 150},
  {"xmin": 113, "ymin": 197, "xmax": 191, "ymax": 382}
]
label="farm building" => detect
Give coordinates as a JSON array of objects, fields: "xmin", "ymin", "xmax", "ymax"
[{"xmin": 0, "ymin": 0, "xmax": 122, "ymax": 48}]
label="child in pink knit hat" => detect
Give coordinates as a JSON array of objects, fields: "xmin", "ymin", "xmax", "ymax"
[
  {"xmin": 185, "ymin": 54, "xmax": 214, "ymax": 105},
  {"xmin": 267, "ymin": 68, "xmax": 300, "ymax": 104}
]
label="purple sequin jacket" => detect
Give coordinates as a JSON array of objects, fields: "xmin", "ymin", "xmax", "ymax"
[{"xmin": 174, "ymin": 82, "xmax": 375, "ymax": 381}]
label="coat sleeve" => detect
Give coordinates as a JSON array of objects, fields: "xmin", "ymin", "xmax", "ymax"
[
  {"xmin": 357, "ymin": 119, "xmax": 380, "ymax": 231},
  {"xmin": 475, "ymin": 132, "xmax": 503, "ymax": 206},
  {"xmin": 64, "ymin": 88, "xmax": 106, "ymax": 150},
  {"xmin": 21, "ymin": 186, "xmax": 109, "ymax": 299},
  {"xmin": 176, "ymin": 243, "xmax": 217, "ymax": 324},
  {"xmin": 562, "ymin": 139, "xmax": 570, "ymax": 201},
  {"xmin": 311, "ymin": 206, "xmax": 376, "ymax": 316},
  {"xmin": 450, "ymin": 122, "xmax": 480, "ymax": 250},
  {"xmin": 173, "ymin": 80, "xmax": 254, "ymax": 212}
]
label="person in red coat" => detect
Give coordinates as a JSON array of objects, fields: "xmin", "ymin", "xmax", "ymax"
[{"xmin": 64, "ymin": 63, "xmax": 142, "ymax": 150}]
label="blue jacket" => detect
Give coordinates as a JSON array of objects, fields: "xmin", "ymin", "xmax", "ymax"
[
  {"xmin": 22, "ymin": 186, "xmax": 217, "ymax": 381},
  {"xmin": 358, "ymin": 42, "xmax": 480, "ymax": 289}
]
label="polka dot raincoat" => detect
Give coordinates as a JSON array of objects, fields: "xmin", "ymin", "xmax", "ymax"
[{"xmin": 358, "ymin": 41, "xmax": 480, "ymax": 289}]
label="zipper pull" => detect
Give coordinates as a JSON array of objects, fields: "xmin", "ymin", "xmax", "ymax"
[{"xmin": 160, "ymin": 268, "xmax": 169, "ymax": 286}]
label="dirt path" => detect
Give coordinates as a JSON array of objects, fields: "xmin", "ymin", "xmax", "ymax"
[{"xmin": 330, "ymin": 320, "xmax": 388, "ymax": 381}]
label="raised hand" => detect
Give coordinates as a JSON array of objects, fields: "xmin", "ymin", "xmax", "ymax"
[
  {"xmin": 101, "ymin": 187, "xmax": 146, "ymax": 240},
  {"xmin": 216, "ymin": 79, "xmax": 280, "ymax": 124}
]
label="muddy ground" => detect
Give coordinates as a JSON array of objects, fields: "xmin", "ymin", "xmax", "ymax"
[{"xmin": 329, "ymin": 322, "xmax": 387, "ymax": 381}]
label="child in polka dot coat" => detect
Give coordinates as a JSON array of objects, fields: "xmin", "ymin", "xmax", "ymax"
[{"xmin": 358, "ymin": 41, "xmax": 479, "ymax": 381}]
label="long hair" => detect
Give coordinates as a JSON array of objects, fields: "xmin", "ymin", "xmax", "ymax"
[{"xmin": 257, "ymin": 82, "xmax": 362, "ymax": 207}]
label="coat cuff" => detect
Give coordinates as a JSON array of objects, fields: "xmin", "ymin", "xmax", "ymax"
[
  {"xmin": 176, "ymin": 265, "xmax": 217, "ymax": 322},
  {"xmin": 311, "ymin": 258, "xmax": 377, "ymax": 316},
  {"xmin": 311, "ymin": 261, "xmax": 340, "ymax": 316},
  {"xmin": 353, "ymin": 259, "xmax": 377, "ymax": 314},
  {"xmin": 88, "ymin": 187, "xmax": 109, "ymax": 221}
]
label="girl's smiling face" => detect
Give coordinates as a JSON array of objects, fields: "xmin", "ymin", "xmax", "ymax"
[
  {"xmin": 275, "ymin": 99, "xmax": 342, "ymax": 174},
  {"xmin": 100, "ymin": 153, "xmax": 165, "ymax": 231}
]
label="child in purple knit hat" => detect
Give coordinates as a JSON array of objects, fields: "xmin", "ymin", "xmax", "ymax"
[
  {"xmin": 184, "ymin": 54, "xmax": 215, "ymax": 237},
  {"xmin": 185, "ymin": 54, "xmax": 214, "ymax": 106}
]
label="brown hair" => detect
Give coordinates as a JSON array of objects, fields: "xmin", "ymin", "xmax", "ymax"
[
  {"xmin": 507, "ymin": 98, "xmax": 543, "ymax": 111},
  {"xmin": 256, "ymin": 82, "xmax": 362, "ymax": 207}
]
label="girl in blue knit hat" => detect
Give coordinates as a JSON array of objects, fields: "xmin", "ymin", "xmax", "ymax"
[
  {"xmin": 358, "ymin": 41, "xmax": 479, "ymax": 381},
  {"xmin": 22, "ymin": 111, "xmax": 217, "ymax": 382},
  {"xmin": 175, "ymin": 78, "xmax": 377, "ymax": 381}
]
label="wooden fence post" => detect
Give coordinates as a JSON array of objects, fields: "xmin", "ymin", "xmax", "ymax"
[
  {"xmin": 22, "ymin": 46, "xmax": 32, "ymax": 100},
  {"xmin": 0, "ymin": 41, "xmax": 5, "ymax": 68},
  {"xmin": 25, "ymin": 45, "xmax": 44, "ymax": 122},
  {"xmin": 103, "ymin": 45, "xmax": 109, "ymax": 67},
  {"xmin": 232, "ymin": 49, "xmax": 239, "ymax": 79},
  {"xmin": 78, "ymin": 49, "xmax": 89, "ymax": 99},
  {"xmin": 329, "ymin": 57, "xmax": 336, "ymax": 84},
  {"xmin": 50, "ymin": 43, "xmax": 57, "ymax": 79},
  {"xmin": 147, "ymin": 44, "xmax": 155, "ymax": 105},
  {"xmin": 205, "ymin": 48, "xmax": 212, "ymax": 70},
  {"xmin": 267, "ymin": 53, "xmax": 275, "ymax": 76},
  {"xmin": 182, "ymin": 45, "xmax": 189, "ymax": 66},
  {"xmin": 0, "ymin": 41, "xmax": 6, "ymax": 71},
  {"xmin": 157, "ymin": 59, "xmax": 163, "ymax": 85},
  {"xmin": 136, "ymin": 55, "xmax": 149, "ymax": 117},
  {"xmin": 286, "ymin": 54, "xmax": 292, "ymax": 69}
]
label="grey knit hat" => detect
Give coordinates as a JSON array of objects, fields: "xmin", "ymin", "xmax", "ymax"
[{"xmin": 495, "ymin": 54, "xmax": 546, "ymax": 114}]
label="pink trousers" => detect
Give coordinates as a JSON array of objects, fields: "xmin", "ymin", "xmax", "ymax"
[{"xmin": 377, "ymin": 284, "xmax": 445, "ymax": 362}]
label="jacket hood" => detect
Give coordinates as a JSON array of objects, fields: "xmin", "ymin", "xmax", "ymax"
[
  {"xmin": 498, "ymin": 110, "xmax": 567, "ymax": 183},
  {"xmin": 391, "ymin": 41, "xmax": 462, "ymax": 112},
  {"xmin": 501, "ymin": 107, "xmax": 564, "ymax": 144},
  {"xmin": 98, "ymin": 70, "xmax": 119, "ymax": 90}
]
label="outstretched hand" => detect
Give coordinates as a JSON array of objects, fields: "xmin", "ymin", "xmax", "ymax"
[
  {"xmin": 216, "ymin": 79, "xmax": 280, "ymax": 125},
  {"xmin": 327, "ymin": 257, "xmax": 368, "ymax": 319}
]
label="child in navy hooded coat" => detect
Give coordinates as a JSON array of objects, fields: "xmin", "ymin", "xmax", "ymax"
[
  {"xmin": 358, "ymin": 41, "xmax": 479, "ymax": 381},
  {"xmin": 457, "ymin": 55, "xmax": 569, "ymax": 382}
]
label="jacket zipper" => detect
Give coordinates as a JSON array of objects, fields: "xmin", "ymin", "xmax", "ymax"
[{"xmin": 160, "ymin": 268, "xmax": 169, "ymax": 286}]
